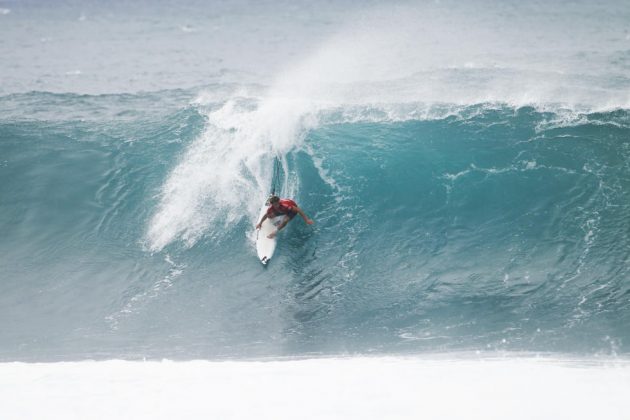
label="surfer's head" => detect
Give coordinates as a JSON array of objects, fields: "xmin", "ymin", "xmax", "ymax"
[{"xmin": 267, "ymin": 195, "xmax": 281, "ymax": 208}]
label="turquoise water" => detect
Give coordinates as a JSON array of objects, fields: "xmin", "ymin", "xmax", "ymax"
[{"xmin": 1, "ymin": 0, "xmax": 629, "ymax": 361}]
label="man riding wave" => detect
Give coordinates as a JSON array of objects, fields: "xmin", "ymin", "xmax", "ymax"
[{"xmin": 255, "ymin": 195, "xmax": 314, "ymax": 239}]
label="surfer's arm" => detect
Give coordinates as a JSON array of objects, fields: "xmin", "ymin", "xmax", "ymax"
[
  {"xmin": 256, "ymin": 214, "xmax": 268, "ymax": 229},
  {"xmin": 294, "ymin": 206, "xmax": 314, "ymax": 225}
]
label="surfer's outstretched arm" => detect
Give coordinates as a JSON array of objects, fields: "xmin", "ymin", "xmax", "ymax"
[{"xmin": 294, "ymin": 206, "xmax": 314, "ymax": 225}]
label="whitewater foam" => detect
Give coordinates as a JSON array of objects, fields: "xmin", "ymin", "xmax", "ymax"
[
  {"xmin": 146, "ymin": 88, "xmax": 321, "ymax": 251},
  {"xmin": 2, "ymin": 355, "xmax": 629, "ymax": 420}
]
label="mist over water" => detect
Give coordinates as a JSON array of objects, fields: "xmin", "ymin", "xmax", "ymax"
[{"xmin": 1, "ymin": 0, "xmax": 629, "ymax": 361}]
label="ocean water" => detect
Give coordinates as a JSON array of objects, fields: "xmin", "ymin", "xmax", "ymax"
[{"xmin": 1, "ymin": 0, "xmax": 630, "ymax": 364}]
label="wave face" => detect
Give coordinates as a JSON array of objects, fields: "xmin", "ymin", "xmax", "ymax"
[{"xmin": 1, "ymin": 89, "xmax": 629, "ymax": 361}]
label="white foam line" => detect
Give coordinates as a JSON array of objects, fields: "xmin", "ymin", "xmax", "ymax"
[
  {"xmin": 1, "ymin": 355, "xmax": 629, "ymax": 420},
  {"xmin": 105, "ymin": 255, "xmax": 184, "ymax": 330}
]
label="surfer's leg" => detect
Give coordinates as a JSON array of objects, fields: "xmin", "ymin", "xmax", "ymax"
[{"xmin": 283, "ymin": 213, "xmax": 296, "ymax": 226}]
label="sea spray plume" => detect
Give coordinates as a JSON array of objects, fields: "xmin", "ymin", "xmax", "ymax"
[
  {"xmin": 145, "ymin": 90, "xmax": 319, "ymax": 252},
  {"xmin": 141, "ymin": 10, "xmax": 494, "ymax": 252},
  {"xmin": 143, "ymin": 23, "xmax": 376, "ymax": 252},
  {"xmin": 269, "ymin": 1, "xmax": 630, "ymax": 110}
]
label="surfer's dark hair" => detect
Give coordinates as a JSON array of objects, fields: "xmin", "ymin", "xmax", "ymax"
[{"xmin": 269, "ymin": 195, "xmax": 280, "ymax": 203}]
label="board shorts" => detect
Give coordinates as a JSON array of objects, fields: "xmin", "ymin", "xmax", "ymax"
[{"xmin": 269, "ymin": 209, "xmax": 296, "ymax": 219}]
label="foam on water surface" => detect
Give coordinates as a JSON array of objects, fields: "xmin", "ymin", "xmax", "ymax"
[{"xmin": 2, "ymin": 355, "xmax": 629, "ymax": 420}]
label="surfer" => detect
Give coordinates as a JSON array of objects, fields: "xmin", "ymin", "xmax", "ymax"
[{"xmin": 255, "ymin": 195, "xmax": 314, "ymax": 239}]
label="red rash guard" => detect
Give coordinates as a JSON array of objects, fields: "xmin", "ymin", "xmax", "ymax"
[{"xmin": 266, "ymin": 199, "xmax": 298, "ymax": 218}]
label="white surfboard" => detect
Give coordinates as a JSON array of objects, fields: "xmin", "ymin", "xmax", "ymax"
[{"xmin": 256, "ymin": 203, "xmax": 283, "ymax": 265}]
